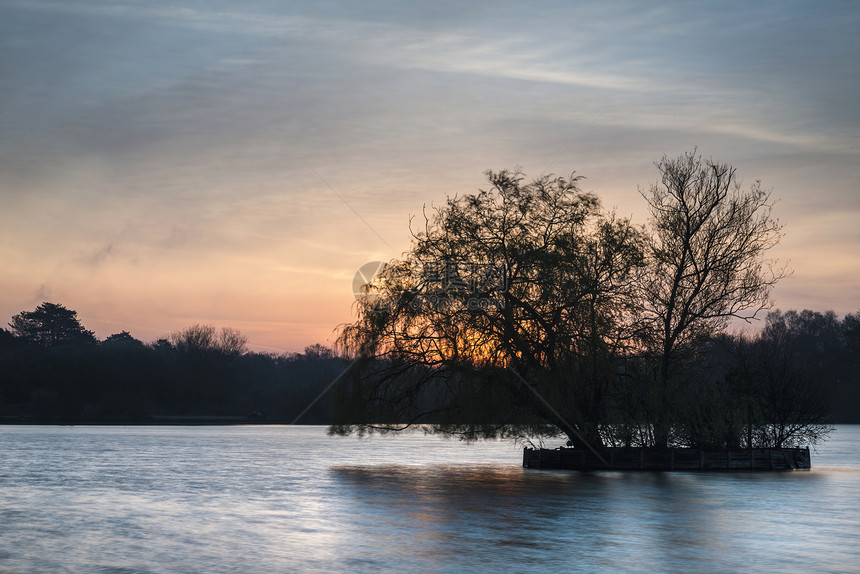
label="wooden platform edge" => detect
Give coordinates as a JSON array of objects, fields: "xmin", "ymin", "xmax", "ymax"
[{"xmin": 522, "ymin": 446, "xmax": 811, "ymax": 471}]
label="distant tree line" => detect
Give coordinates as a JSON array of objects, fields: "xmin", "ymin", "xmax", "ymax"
[
  {"xmin": 0, "ymin": 301, "xmax": 857, "ymax": 440},
  {"xmin": 0, "ymin": 302, "xmax": 345, "ymax": 423}
]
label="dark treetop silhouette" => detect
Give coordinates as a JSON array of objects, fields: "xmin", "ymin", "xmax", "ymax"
[
  {"xmin": 9, "ymin": 302, "xmax": 97, "ymax": 347},
  {"xmin": 0, "ymin": 315, "xmax": 346, "ymax": 423}
]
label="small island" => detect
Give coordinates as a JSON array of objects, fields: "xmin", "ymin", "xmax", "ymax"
[{"xmin": 330, "ymin": 152, "xmax": 845, "ymax": 466}]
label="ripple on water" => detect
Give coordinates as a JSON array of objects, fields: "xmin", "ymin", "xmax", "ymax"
[{"xmin": 0, "ymin": 425, "xmax": 858, "ymax": 573}]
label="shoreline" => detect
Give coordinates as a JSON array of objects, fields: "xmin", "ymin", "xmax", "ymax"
[{"xmin": 0, "ymin": 415, "xmax": 306, "ymax": 425}]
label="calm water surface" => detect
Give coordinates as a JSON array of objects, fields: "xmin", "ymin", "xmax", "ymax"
[{"xmin": 1, "ymin": 425, "xmax": 858, "ymax": 573}]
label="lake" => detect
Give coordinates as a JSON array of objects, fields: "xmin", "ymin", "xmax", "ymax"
[{"xmin": 1, "ymin": 425, "xmax": 858, "ymax": 573}]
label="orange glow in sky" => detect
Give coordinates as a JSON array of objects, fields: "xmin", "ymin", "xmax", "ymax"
[{"xmin": 2, "ymin": 2, "xmax": 858, "ymax": 352}]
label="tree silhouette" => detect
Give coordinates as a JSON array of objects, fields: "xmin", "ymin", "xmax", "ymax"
[
  {"xmin": 0, "ymin": 328, "xmax": 18, "ymax": 348},
  {"xmin": 102, "ymin": 331, "xmax": 145, "ymax": 348},
  {"xmin": 638, "ymin": 150, "xmax": 787, "ymax": 447},
  {"xmin": 168, "ymin": 324, "xmax": 248, "ymax": 356},
  {"xmin": 336, "ymin": 169, "xmax": 645, "ymax": 446},
  {"xmin": 334, "ymin": 155, "xmax": 797, "ymax": 449},
  {"xmin": 8, "ymin": 302, "xmax": 97, "ymax": 347},
  {"xmin": 723, "ymin": 312, "xmax": 834, "ymax": 448}
]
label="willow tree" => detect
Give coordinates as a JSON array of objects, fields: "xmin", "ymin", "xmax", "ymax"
[
  {"xmin": 334, "ymin": 169, "xmax": 645, "ymax": 448},
  {"xmin": 638, "ymin": 150, "xmax": 787, "ymax": 447}
]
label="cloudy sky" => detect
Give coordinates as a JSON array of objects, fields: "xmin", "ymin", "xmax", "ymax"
[{"xmin": 1, "ymin": 0, "xmax": 858, "ymax": 352}]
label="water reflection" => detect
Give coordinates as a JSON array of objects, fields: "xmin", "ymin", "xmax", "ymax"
[
  {"xmin": 330, "ymin": 464, "xmax": 849, "ymax": 573},
  {"xmin": 0, "ymin": 426, "xmax": 857, "ymax": 573}
]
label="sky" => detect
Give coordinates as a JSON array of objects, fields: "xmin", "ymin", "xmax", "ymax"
[{"xmin": 1, "ymin": 0, "xmax": 858, "ymax": 353}]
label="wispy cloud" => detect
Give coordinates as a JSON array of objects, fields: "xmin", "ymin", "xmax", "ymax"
[{"xmin": 74, "ymin": 242, "xmax": 115, "ymax": 267}]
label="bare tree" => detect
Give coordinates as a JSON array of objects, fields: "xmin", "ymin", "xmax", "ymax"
[
  {"xmin": 638, "ymin": 150, "xmax": 788, "ymax": 447},
  {"xmin": 169, "ymin": 324, "xmax": 247, "ymax": 355},
  {"xmin": 218, "ymin": 327, "xmax": 249, "ymax": 356},
  {"xmin": 169, "ymin": 324, "xmax": 218, "ymax": 354}
]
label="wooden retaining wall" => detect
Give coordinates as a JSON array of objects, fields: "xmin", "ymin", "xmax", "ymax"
[{"xmin": 523, "ymin": 446, "xmax": 811, "ymax": 471}]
